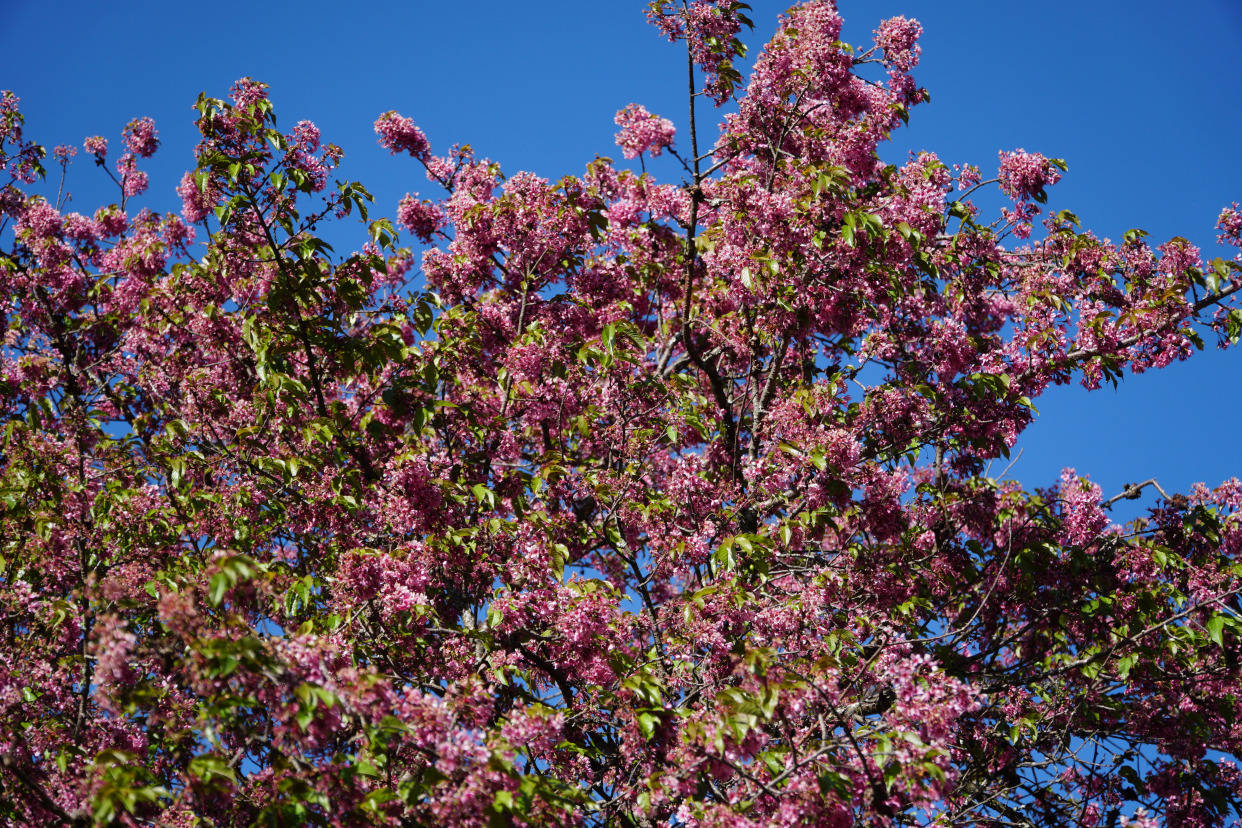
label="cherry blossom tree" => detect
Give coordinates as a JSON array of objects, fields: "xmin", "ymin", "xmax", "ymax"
[{"xmin": 2, "ymin": 1, "xmax": 1241, "ymax": 825}]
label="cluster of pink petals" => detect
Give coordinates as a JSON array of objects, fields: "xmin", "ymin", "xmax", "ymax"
[
  {"xmin": 374, "ymin": 110, "xmax": 431, "ymax": 161},
  {"xmin": 997, "ymin": 149, "xmax": 1062, "ymax": 201},
  {"xmin": 685, "ymin": 1, "xmax": 744, "ymax": 102},
  {"xmin": 282, "ymin": 119, "xmax": 330, "ymax": 192},
  {"xmin": 1058, "ymin": 468, "xmax": 1111, "ymax": 546},
  {"xmin": 1219, "ymin": 203, "xmax": 1242, "ymax": 256},
  {"xmin": 874, "ymin": 15, "xmax": 923, "ymax": 71},
  {"xmin": 646, "ymin": 1, "xmax": 745, "ymax": 104},
  {"xmin": 290, "ymin": 119, "xmax": 320, "ymax": 152},
  {"xmin": 61, "ymin": 211, "xmax": 102, "ymax": 244},
  {"xmin": 397, "ymin": 193, "xmax": 445, "ymax": 243},
  {"xmin": 176, "ymin": 171, "xmax": 216, "ymax": 224},
  {"xmin": 954, "ymin": 162, "xmax": 982, "ymax": 189},
  {"xmin": 115, "ymin": 152, "xmax": 149, "ymax": 197},
  {"xmin": 229, "ymin": 76, "xmax": 269, "ymax": 109},
  {"xmin": 83, "ymin": 135, "xmax": 107, "ymax": 157},
  {"xmin": 0, "ymin": 89, "xmax": 16, "ymax": 120},
  {"xmin": 613, "ymin": 103, "xmax": 676, "ymax": 159},
  {"xmin": 122, "ymin": 116, "xmax": 159, "ymax": 158},
  {"xmin": 16, "ymin": 199, "xmax": 62, "ymax": 238}
]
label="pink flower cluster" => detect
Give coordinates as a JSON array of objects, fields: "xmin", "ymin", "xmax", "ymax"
[
  {"xmin": 874, "ymin": 16, "xmax": 923, "ymax": 71},
  {"xmin": 92, "ymin": 614, "xmax": 137, "ymax": 713},
  {"xmin": 283, "ymin": 119, "xmax": 329, "ymax": 192},
  {"xmin": 646, "ymin": 1, "xmax": 745, "ymax": 104},
  {"xmin": 83, "ymin": 135, "xmax": 107, "ymax": 157},
  {"xmin": 116, "ymin": 152, "xmax": 149, "ymax": 197},
  {"xmin": 62, "ymin": 211, "xmax": 101, "ymax": 244},
  {"xmin": 123, "ymin": 116, "xmax": 159, "ymax": 158},
  {"xmin": 1058, "ymin": 468, "xmax": 1110, "ymax": 547},
  {"xmin": 291, "ymin": 119, "xmax": 320, "ymax": 152},
  {"xmin": 954, "ymin": 163, "xmax": 982, "ymax": 189},
  {"xmin": 613, "ymin": 103, "xmax": 676, "ymax": 159},
  {"xmin": 17, "ymin": 200, "xmax": 62, "ymax": 239},
  {"xmin": 685, "ymin": 1, "xmax": 744, "ymax": 102},
  {"xmin": 374, "ymin": 110, "xmax": 431, "ymax": 161},
  {"xmin": 176, "ymin": 171, "xmax": 215, "ymax": 224},
  {"xmin": 397, "ymin": 193, "xmax": 445, "ymax": 243},
  {"xmin": 997, "ymin": 149, "xmax": 1062, "ymax": 201},
  {"xmin": 1218, "ymin": 203, "xmax": 1242, "ymax": 255},
  {"xmin": 229, "ymin": 76, "xmax": 269, "ymax": 109}
]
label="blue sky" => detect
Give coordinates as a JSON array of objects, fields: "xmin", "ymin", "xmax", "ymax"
[{"xmin": 3, "ymin": 0, "xmax": 1240, "ymax": 510}]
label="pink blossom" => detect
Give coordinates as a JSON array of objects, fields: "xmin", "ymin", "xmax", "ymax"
[
  {"xmin": 122, "ymin": 116, "xmax": 159, "ymax": 158},
  {"xmin": 1058, "ymin": 468, "xmax": 1110, "ymax": 546},
  {"xmin": 230, "ymin": 76, "xmax": 269, "ymax": 109},
  {"xmin": 1123, "ymin": 810, "xmax": 1160, "ymax": 828},
  {"xmin": 955, "ymin": 163, "xmax": 982, "ymax": 189},
  {"xmin": 646, "ymin": 1, "xmax": 745, "ymax": 104},
  {"xmin": 83, "ymin": 135, "xmax": 107, "ymax": 157},
  {"xmin": 16, "ymin": 200, "xmax": 61, "ymax": 238},
  {"xmin": 396, "ymin": 193, "xmax": 444, "ymax": 243},
  {"xmin": 125, "ymin": 172, "xmax": 148, "ymax": 198},
  {"xmin": 95, "ymin": 204, "xmax": 127, "ymax": 236},
  {"xmin": 1157, "ymin": 237, "xmax": 1202, "ymax": 278},
  {"xmin": 291, "ymin": 119, "xmax": 320, "ymax": 152},
  {"xmin": 116, "ymin": 152, "xmax": 148, "ymax": 197},
  {"xmin": 61, "ymin": 212, "xmax": 101, "ymax": 244},
  {"xmin": 426, "ymin": 155, "xmax": 455, "ymax": 183},
  {"xmin": 0, "ymin": 89, "xmax": 17, "ymax": 121},
  {"xmin": 92, "ymin": 614, "xmax": 137, "ymax": 713},
  {"xmin": 374, "ymin": 110, "xmax": 431, "ymax": 160},
  {"xmin": 874, "ymin": 16, "xmax": 923, "ymax": 71},
  {"xmin": 1217, "ymin": 202, "xmax": 1242, "ymax": 254},
  {"xmin": 606, "ymin": 196, "xmax": 643, "ymax": 228},
  {"xmin": 288, "ymin": 149, "xmax": 327, "ymax": 192},
  {"xmin": 614, "ymin": 104, "xmax": 676, "ymax": 160},
  {"xmin": 177, "ymin": 171, "xmax": 215, "ymax": 224},
  {"xmin": 997, "ymin": 149, "xmax": 1062, "ymax": 201}
]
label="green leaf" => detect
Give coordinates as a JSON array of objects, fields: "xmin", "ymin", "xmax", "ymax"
[
  {"xmin": 471, "ymin": 484, "xmax": 496, "ymax": 509},
  {"xmin": 168, "ymin": 457, "xmax": 186, "ymax": 490},
  {"xmin": 1206, "ymin": 614, "xmax": 1226, "ymax": 648},
  {"xmin": 188, "ymin": 755, "xmax": 236, "ymax": 785},
  {"xmin": 208, "ymin": 572, "xmax": 229, "ymax": 606},
  {"xmin": 207, "ymin": 555, "xmax": 259, "ymax": 607},
  {"xmin": 637, "ymin": 710, "xmax": 662, "ymax": 740},
  {"xmin": 818, "ymin": 769, "xmax": 851, "ymax": 797}
]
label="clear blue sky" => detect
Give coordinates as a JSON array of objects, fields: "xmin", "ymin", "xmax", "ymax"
[{"xmin": 3, "ymin": 0, "xmax": 1240, "ymax": 509}]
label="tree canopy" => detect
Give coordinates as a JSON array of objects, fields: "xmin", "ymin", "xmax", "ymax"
[{"xmin": 2, "ymin": 1, "xmax": 1242, "ymax": 825}]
